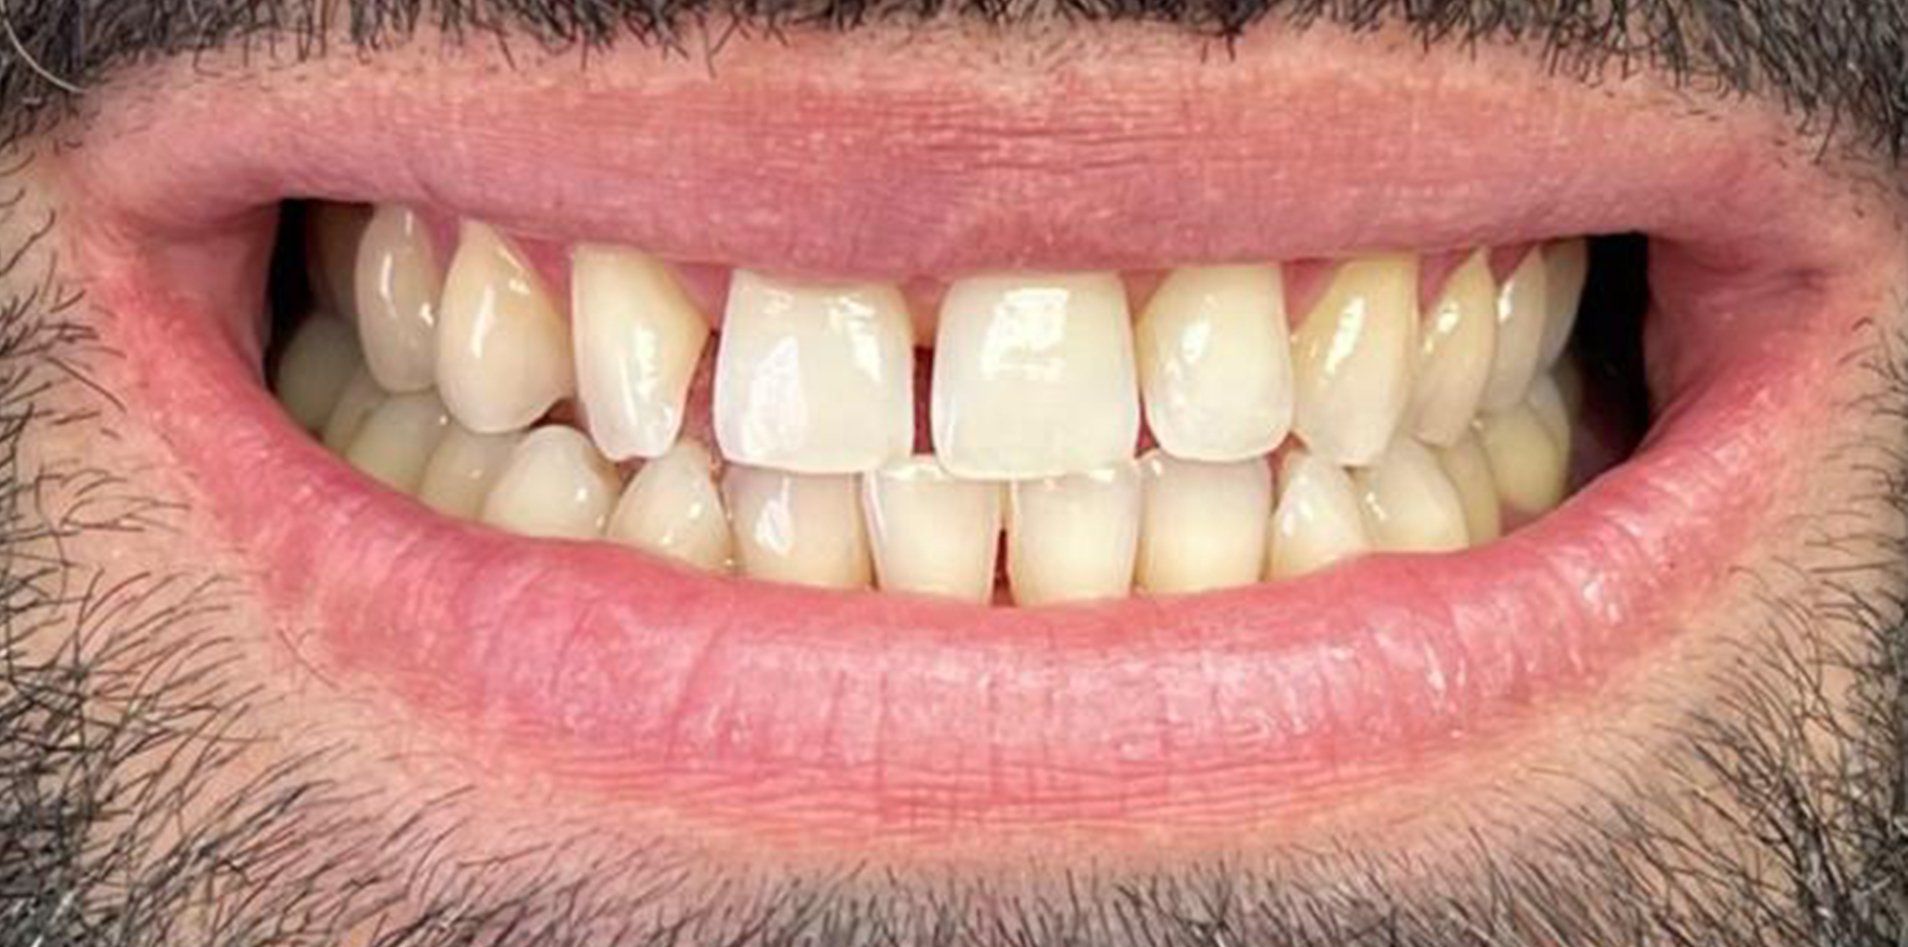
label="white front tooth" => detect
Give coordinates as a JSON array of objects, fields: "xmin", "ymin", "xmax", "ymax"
[
  {"xmin": 723, "ymin": 465, "xmax": 872, "ymax": 589},
  {"xmin": 1538, "ymin": 238, "xmax": 1589, "ymax": 368},
  {"xmin": 1352, "ymin": 438, "xmax": 1469, "ymax": 553},
  {"xmin": 1478, "ymin": 250, "xmax": 1549, "ymax": 411},
  {"xmin": 437, "ymin": 222, "xmax": 575, "ymax": 433},
  {"xmin": 1527, "ymin": 373, "xmax": 1572, "ymax": 450},
  {"xmin": 1136, "ymin": 265, "xmax": 1293, "ymax": 461},
  {"xmin": 1477, "ymin": 402, "xmax": 1569, "ymax": 520},
  {"xmin": 1290, "ymin": 255, "xmax": 1418, "ymax": 467},
  {"xmin": 418, "ymin": 424, "xmax": 521, "ymax": 519},
  {"xmin": 307, "ymin": 203, "xmax": 368, "ymax": 321},
  {"xmin": 1435, "ymin": 431, "xmax": 1502, "ymax": 545},
  {"xmin": 713, "ymin": 271, "xmax": 914, "ymax": 474},
  {"xmin": 1136, "ymin": 451, "xmax": 1271, "ymax": 595},
  {"xmin": 572, "ymin": 246, "xmax": 710, "ymax": 460},
  {"xmin": 606, "ymin": 439, "xmax": 733, "ymax": 572},
  {"xmin": 1266, "ymin": 448, "xmax": 1371, "ymax": 579},
  {"xmin": 861, "ymin": 455, "xmax": 1003, "ymax": 603},
  {"xmin": 320, "ymin": 368, "xmax": 387, "ymax": 451},
  {"xmin": 343, "ymin": 392, "xmax": 451, "ymax": 493},
  {"xmin": 353, "ymin": 205, "xmax": 442, "ymax": 392},
  {"xmin": 274, "ymin": 317, "xmax": 363, "ymax": 433},
  {"xmin": 932, "ymin": 273, "xmax": 1139, "ymax": 479},
  {"xmin": 1408, "ymin": 251, "xmax": 1497, "ymax": 446},
  {"xmin": 1007, "ymin": 462, "xmax": 1140, "ymax": 606},
  {"xmin": 479, "ymin": 426, "xmax": 620, "ymax": 540}
]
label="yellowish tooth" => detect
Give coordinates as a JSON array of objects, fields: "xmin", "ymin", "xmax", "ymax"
[
  {"xmin": 343, "ymin": 392, "xmax": 452, "ymax": 493},
  {"xmin": 724, "ymin": 465, "xmax": 872, "ymax": 589},
  {"xmin": 320, "ymin": 368, "xmax": 387, "ymax": 452},
  {"xmin": 932, "ymin": 273, "xmax": 1139, "ymax": 479},
  {"xmin": 1352, "ymin": 438, "xmax": 1469, "ymax": 553},
  {"xmin": 1408, "ymin": 250, "xmax": 1497, "ymax": 446},
  {"xmin": 353, "ymin": 205, "xmax": 442, "ymax": 392},
  {"xmin": 437, "ymin": 222, "xmax": 575, "ymax": 433},
  {"xmin": 713, "ymin": 270, "xmax": 914, "ymax": 474},
  {"xmin": 1135, "ymin": 265, "xmax": 1293, "ymax": 461},
  {"xmin": 1538, "ymin": 238, "xmax": 1589, "ymax": 368},
  {"xmin": 1289, "ymin": 255, "xmax": 1418, "ymax": 467},
  {"xmin": 273, "ymin": 317, "xmax": 363, "ymax": 433},
  {"xmin": 1267, "ymin": 448, "xmax": 1371, "ymax": 580},
  {"xmin": 307, "ymin": 203, "xmax": 369, "ymax": 321},
  {"xmin": 571, "ymin": 246, "xmax": 710, "ymax": 461},
  {"xmin": 1527, "ymin": 373, "xmax": 1572, "ymax": 451},
  {"xmin": 1478, "ymin": 250, "xmax": 1549, "ymax": 411},
  {"xmin": 1434, "ymin": 431, "xmax": 1502, "ymax": 545},
  {"xmin": 417, "ymin": 424, "xmax": 521, "ymax": 519},
  {"xmin": 1135, "ymin": 451, "xmax": 1271, "ymax": 595},
  {"xmin": 1477, "ymin": 402, "xmax": 1569, "ymax": 520},
  {"xmin": 1007, "ymin": 462, "xmax": 1141, "ymax": 606},
  {"xmin": 480, "ymin": 426, "xmax": 620, "ymax": 540},
  {"xmin": 606, "ymin": 439, "xmax": 733, "ymax": 572},
  {"xmin": 861, "ymin": 455, "xmax": 1003, "ymax": 603}
]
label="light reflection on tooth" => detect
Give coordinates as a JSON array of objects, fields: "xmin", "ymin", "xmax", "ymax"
[
  {"xmin": 418, "ymin": 424, "xmax": 521, "ymax": 519},
  {"xmin": 1135, "ymin": 265, "xmax": 1293, "ymax": 461},
  {"xmin": 1538, "ymin": 238, "xmax": 1589, "ymax": 368},
  {"xmin": 1352, "ymin": 438, "xmax": 1469, "ymax": 553},
  {"xmin": 1267, "ymin": 448, "xmax": 1371, "ymax": 579},
  {"xmin": 572, "ymin": 245, "xmax": 710, "ymax": 460},
  {"xmin": 1007, "ymin": 462, "xmax": 1141, "ymax": 606},
  {"xmin": 1478, "ymin": 250, "xmax": 1549, "ymax": 411},
  {"xmin": 321, "ymin": 368, "xmax": 387, "ymax": 451},
  {"xmin": 480, "ymin": 426, "xmax": 620, "ymax": 540},
  {"xmin": 1435, "ymin": 431, "xmax": 1502, "ymax": 545},
  {"xmin": 1289, "ymin": 255, "xmax": 1418, "ymax": 467},
  {"xmin": 274, "ymin": 317, "xmax": 363, "ymax": 433},
  {"xmin": 307, "ymin": 203, "xmax": 369, "ymax": 321},
  {"xmin": 354, "ymin": 205, "xmax": 442, "ymax": 392},
  {"xmin": 606, "ymin": 439, "xmax": 733, "ymax": 572},
  {"xmin": 862, "ymin": 455, "xmax": 1003, "ymax": 602},
  {"xmin": 437, "ymin": 222, "xmax": 575, "ymax": 433},
  {"xmin": 1477, "ymin": 402, "xmax": 1569, "ymax": 520},
  {"xmin": 1408, "ymin": 250, "xmax": 1497, "ymax": 446},
  {"xmin": 724, "ymin": 465, "xmax": 872, "ymax": 589},
  {"xmin": 714, "ymin": 270, "xmax": 914, "ymax": 474},
  {"xmin": 1136, "ymin": 451, "xmax": 1271, "ymax": 595},
  {"xmin": 343, "ymin": 392, "xmax": 452, "ymax": 492}
]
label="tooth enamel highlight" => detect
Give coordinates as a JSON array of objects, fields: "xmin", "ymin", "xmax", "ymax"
[
  {"xmin": 1135, "ymin": 452, "xmax": 1271, "ymax": 594},
  {"xmin": 1289, "ymin": 255, "xmax": 1418, "ymax": 467},
  {"xmin": 480, "ymin": 425, "xmax": 621, "ymax": 540},
  {"xmin": 723, "ymin": 465, "xmax": 873, "ymax": 589},
  {"xmin": 1408, "ymin": 251, "xmax": 1497, "ymax": 446},
  {"xmin": 1352, "ymin": 438, "xmax": 1469, "ymax": 553},
  {"xmin": 1135, "ymin": 265, "xmax": 1293, "ymax": 461},
  {"xmin": 1478, "ymin": 250, "xmax": 1549, "ymax": 411},
  {"xmin": 861, "ymin": 455, "xmax": 1003, "ymax": 602},
  {"xmin": 571, "ymin": 246, "xmax": 710, "ymax": 461},
  {"xmin": 1006, "ymin": 463, "xmax": 1141, "ymax": 606},
  {"xmin": 606, "ymin": 439, "xmax": 733, "ymax": 572},
  {"xmin": 307, "ymin": 204, "xmax": 369, "ymax": 321},
  {"xmin": 1478, "ymin": 401, "xmax": 1569, "ymax": 520},
  {"xmin": 274, "ymin": 317, "xmax": 364, "ymax": 433},
  {"xmin": 353, "ymin": 205, "xmax": 442, "ymax": 392},
  {"xmin": 1435, "ymin": 431, "xmax": 1503, "ymax": 545},
  {"xmin": 320, "ymin": 368, "xmax": 387, "ymax": 451},
  {"xmin": 417, "ymin": 424, "xmax": 521, "ymax": 519},
  {"xmin": 437, "ymin": 222, "xmax": 575, "ymax": 433},
  {"xmin": 932, "ymin": 273, "xmax": 1139, "ymax": 479},
  {"xmin": 713, "ymin": 271, "xmax": 914, "ymax": 474},
  {"xmin": 1539, "ymin": 238, "xmax": 1589, "ymax": 368},
  {"xmin": 342, "ymin": 392, "xmax": 452, "ymax": 493},
  {"xmin": 1267, "ymin": 449, "xmax": 1372, "ymax": 579}
]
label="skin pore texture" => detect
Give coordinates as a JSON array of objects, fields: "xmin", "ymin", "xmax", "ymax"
[{"xmin": 2, "ymin": 2, "xmax": 1908, "ymax": 945}]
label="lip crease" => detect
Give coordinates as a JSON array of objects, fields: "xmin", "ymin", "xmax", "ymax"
[{"xmin": 56, "ymin": 26, "xmax": 1891, "ymax": 848}]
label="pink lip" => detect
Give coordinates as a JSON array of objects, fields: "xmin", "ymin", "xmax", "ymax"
[{"xmin": 63, "ymin": 27, "xmax": 1888, "ymax": 848}]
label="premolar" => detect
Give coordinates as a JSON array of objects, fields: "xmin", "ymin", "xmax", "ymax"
[
  {"xmin": 572, "ymin": 245, "xmax": 711, "ymax": 461},
  {"xmin": 273, "ymin": 316, "xmax": 362, "ymax": 433},
  {"xmin": 418, "ymin": 424, "xmax": 520, "ymax": 519},
  {"xmin": 1479, "ymin": 250, "xmax": 1548, "ymax": 411},
  {"xmin": 342, "ymin": 391, "xmax": 452, "ymax": 493},
  {"xmin": 1408, "ymin": 250, "xmax": 1497, "ymax": 446},
  {"xmin": 1353, "ymin": 438, "xmax": 1470, "ymax": 553},
  {"xmin": 1539, "ymin": 239, "xmax": 1589, "ymax": 368},
  {"xmin": 480, "ymin": 426, "xmax": 620, "ymax": 540},
  {"xmin": 354, "ymin": 205, "xmax": 442, "ymax": 393}
]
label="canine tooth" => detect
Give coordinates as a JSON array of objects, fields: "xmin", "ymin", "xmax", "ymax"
[
  {"xmin": 418, "ymin": 424, "xmax": 521, "ymax": 519},
  {"xmin": 307, "ymin": 203, "xmax": 368, "ymax": 321},
  {"xmin": 713, "ymin": 271, "xmax": 914, "ymax": 473},
  {"xmin": 343, "ymin": 392, "xmax": 451, "ymax": 493},
  {"xmin": 724, "ymin": 465, "xmax": 872, "ymax": 589},
  {"xmin": 1135, "ymin": 265, "xmax": 1293, "ymax": 461},
  {"xmin": 1353, "ymin": 438, "xmax": 1469, "ymax": 553},
  {"xmin": 1267, "ymin": 449, "xmax": 1371, "ymax": 579},
  {"xmin": 1539, "ymin": 238, "xmax": 1590, "ymax": 368},
  {"xmin": 1435, "ymin": 431, "xmax": 1502, "ymax": 544},
  {"xmin": 320, "ymin": 369, "xmax": 386, "ymax": 451},
  {"xmin": 606, "ymin": 439, "xmax": 733, "ymax": 572},
  {"xmin": 932, "ymin": 273, "xmax": 1139, "ymax": 479},
  {"xmin": 437, "ymin": 222, "xmax": 574, "ymax": 433},
  {"xmin": 1007, "ymin": 462, "xmax": 1141, "ymax": 606},
  {"xmin": 1408, "ymin": 251, "xmax": 1497, "ymax": 446},
  {"xmin": 274, "ymin": 317, "xmax": 363, "ymax": 433},
  {"xmin": 1478, "ymin": 250, "xmax": 1549, "ymax": 411},
  {"xmin": 1478, "ymin": 402, "xmax": 1569, "ymax": 519},
  {"xmin": 572, "ymin": 246, "xmax": 710, "ymax": 460},
  {"xmin": 354, "ymin": 205, "xmax": 442, "ymax": 392},
  {"xmin": 1136, "ymin": 451, "xmax": 1271, "ymax": 594},
  {"xmin": 861, "ymin": 455, "xmax": 1003, "ymax": 602},
  {"xmin": 480, "ymin": 426, "xmax": 620, "ymax": 540},
  {"xmin": 1290, "ymin": 255, "xmax": 1418, "ymax": 467}
]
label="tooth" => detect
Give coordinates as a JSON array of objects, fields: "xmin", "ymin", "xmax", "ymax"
[
  {"xmin": 1135, "ymin": 265, "xmax": 1293, "ymax": 461},
  {"xmin": 1266, "ymin": 448, "xmax": 1371, "ymax": 579},
  {"xmin": 1477, "ymin": 402, "xmax": 1569, "ymax": 520},
  {"xmin": 418, "ymin": 424, "xmax": 521, "ymax": 519},
  {"xmin": 606, "ymin": 439, "xmax": 733, "ymax": 572},
  {"xmin": 572, "ymin": 246, "xmax": 711, "ymax": 460},
  {"xmin": 713, "ymin": 270, "xmax": 914, "ymax": 473},
  {"xmin": 1478, "ymin": 250, "xmax": 1549, "ymax": 411},
  {"xmin": 723, "ymin": 465, "xmax": 872, "ymax": 589},
  {"xmin": 932, "ymin": 273, "xmax": 1139, "ymax": 479},
  {"xmin": 437, "ymin": 222, "xmax": 575, "ymax": 433},
  {"xmin": 307, "ymin": 203, "xmax": 369, "ymax": 321},
  {"xmin": 1135, "ymin": 451, "xmax": 1271, "ymax": 595},
  {"xmin": 1352, "ymin": 438, "xmax": 1469, "ymax": 553},
  {"xmin": 479, "ymin": 426, "xmax": 621, "ymax": 540},
  {"xmin": 1408, "ymin": 250, "xmax": 1497, "ymax": 446},
  {"xmin": 343, "ymin": 392, "xmax": 452, "ymax": 493},
  {"xmin": 353, "ymin": 205, "xmax": 443, "ymax": 392},
  {"xmin": 1289, "ymin": 255, "xmax": 1418, "ymax": 467},
  {"xmin": 1538, "ymin": 238, "xmax": 1589, "ymax": 368},
  {"xmin": 273, "ymin": 317, "xmax": 363, "ymax": 433},
  {"xmin": 1434, "ymin": 431, "xmax": 1502, "ymax": 545},
  {"xmin": 1527, "ymin": 373, "xmax": 1572, "ymax": 450},
  {"xmin": 320, "ymin": 368, "xmax": 387, "ymax": 451},
  {"xmin": 858, "ymin": 456, "xmax": 1003, "ymax": 602},
  {"xmin": 1006, "ymin": 462, "xmax": 1141, "ymax": 606}
]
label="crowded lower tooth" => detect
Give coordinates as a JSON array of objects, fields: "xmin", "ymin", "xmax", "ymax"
[
  {"xmin": 571, "ymin": 246, "xmax": 711, "ymax": 461},
  {"xmin": 932, "ymin": 273, "xmax": 1139, "ymax": 479},
  {"xmin": 1135, "ymin": 265, "xmax": 1293, "ymax": 461},
  {"xmin": 1435, "ymin": 431, "xmax": 1503, "ymax": 545},
  {"xmin": 1267, "ymin": 448, "xmax": 1372, "ymax": 579},
  {"xmin": 1290, "ymin": 255, "xmax": 1418, "ymax": 467},
  {"xmin": 1478, "ymin": 250, "xmax": 1548, "ymax": 411},
  {"xmin": 417, "ymin": 424, "xmax": 521, "ymax": 519},
  {"xmin": 1539, "ymin": 238, "xmax": 1589, "ymax": 368},
  {"xmin": 714, "ymin": 271, "xmax": 915, "ymax": 474},
  {"xmin": 354, "ymin": 205, "xmax": 442, "ymax": 392},
  {"xmin": 724, "ymin": 466, "xmax": 872, "ymax": 589},
  {"xmin": 320, "ymin": 368, "xmax": 387, "ymax": 452},
  {"xmin": 1477, "ymin": 397, "xmax": 1570, "ymax": 520},
  {"xmin": 480, "ymin": 426, "xmax": 621, "ymax": 540},
  {"xmin": 1135, "ymin": 451, "xmax": 1272, "ymax": 594},
  {"xmin": 605, "ymin": 439, "xmax": 733, "ymax": 572},
  {"xmin": 861, "ymin": 455, "xmax": 1003, "ymax": 602},
  {"xmin": 342, "ymin": 391, "xmax": 452, "ymax": 493},
  {"xmin": 437, "ymin": 223, "xmax": 575, "ymax": 433},
  {"xmin": 1408, "ymin": 250, "xmax": 1497, "ymax": 446},
  {"xmin": 1007, "ymin": 462, "xmax": 1141, "ymax": 605},
  {"xmin": 273, "ymin": 316, "xmax": 363, "ymax": 433},
  {"xmin": 1353, "ymin": 438, "xmax": 1469, "ymax": 553}
]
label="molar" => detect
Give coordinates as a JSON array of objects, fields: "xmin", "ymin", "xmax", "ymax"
[{"xmin": 273, "ymin": 316, "xmax": 363, "ymax": 433}]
